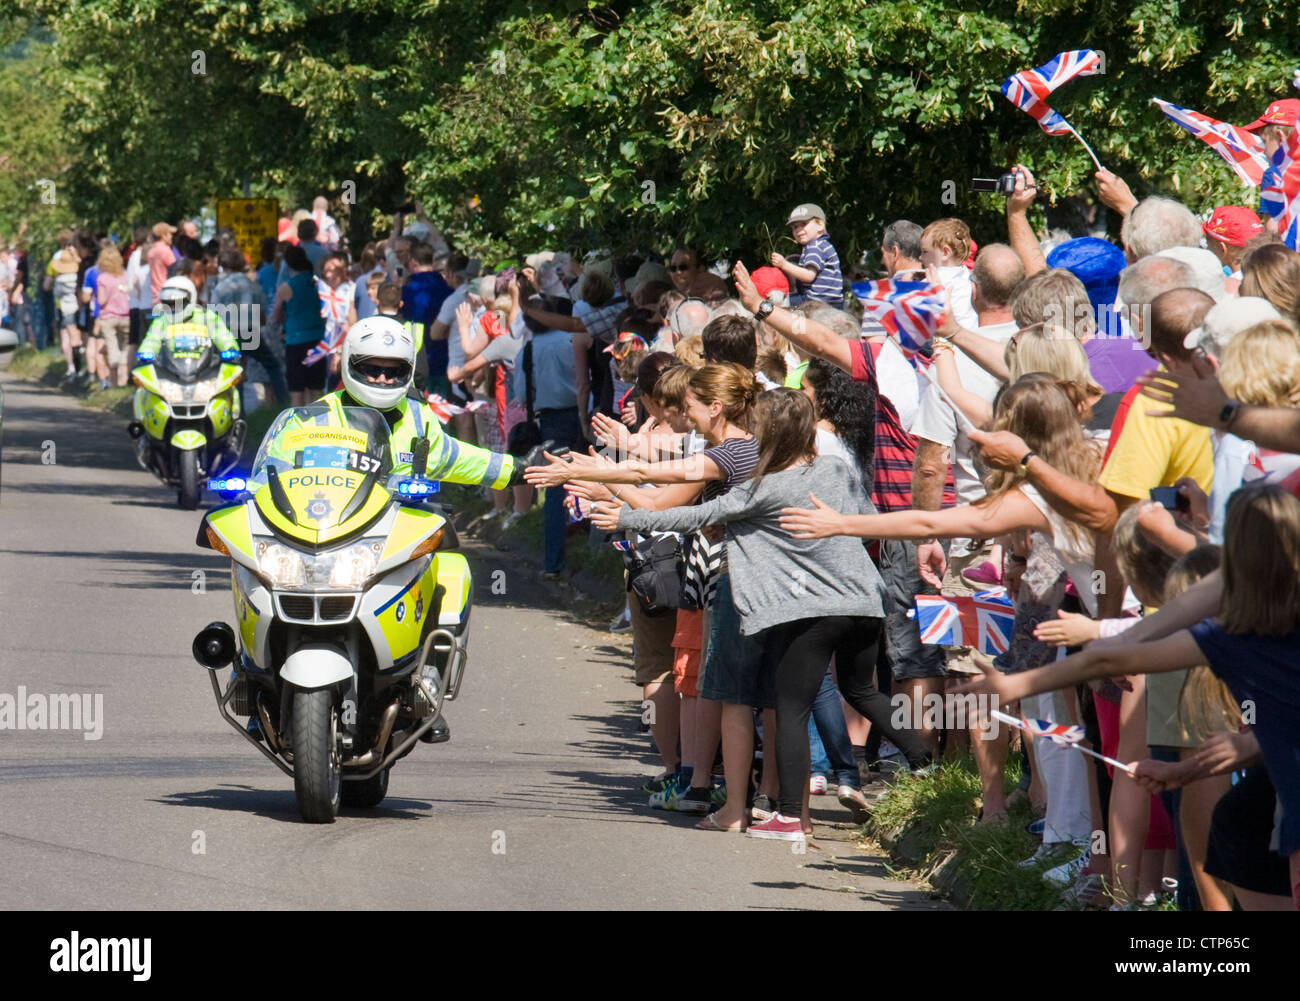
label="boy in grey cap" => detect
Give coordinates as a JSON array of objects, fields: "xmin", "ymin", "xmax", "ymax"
[{"xmin": 771, "ymin": 203, "xmax": 843, "ymax": 308}]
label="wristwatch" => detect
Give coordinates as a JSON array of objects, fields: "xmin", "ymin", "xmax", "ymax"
[
  {"xmin": 1018, "ymin": 450, "xmax": 1038, "ymax": 468},
  {"xmin": 754, "ymin": 300, "xmax": 776, "ymax": 321},
  {"xmin": 1218, "ymin": 400, "xmax": 1242, "ymax": 431}
]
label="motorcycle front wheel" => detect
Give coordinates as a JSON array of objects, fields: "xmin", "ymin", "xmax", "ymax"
[
  {"xmin": 342, "ymin": 767, "xmax": 390, "ymax": 809},
  {"xmin": 292, "ymin": 688, "xmax": 342, "ymax": 823},
  {"xmin": 177, "ymin": 449, "xmax": 200, "ymax": 510}
]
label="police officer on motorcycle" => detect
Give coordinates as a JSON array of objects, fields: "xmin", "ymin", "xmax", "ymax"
[
  {"xmin": 314, "ymin": 314, "xmax": 545, "ymax": 743},
  {"xmin": 136, "ymin": 275, "xmax": 241, "ymax": 364}
]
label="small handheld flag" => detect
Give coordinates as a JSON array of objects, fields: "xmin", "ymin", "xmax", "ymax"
[
  {"xmin": 1002, "ymin": 50, "xmax": 1104, "ymax": 169},
  {"xmin": 910, "ymin": 588, "xmax": 1015, "ymax": 655},
  {"xmin": 853, "ymin": 280, "xmax": 947, "ymax": 369},
  {"xmin": 991, "ymin": 709, "xmax": 1135, "ymax": 775}
]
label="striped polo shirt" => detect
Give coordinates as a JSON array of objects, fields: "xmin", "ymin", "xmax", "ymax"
[{"xmin": 796, "ymin": 234, "xmax": 843, "ymax": 307}]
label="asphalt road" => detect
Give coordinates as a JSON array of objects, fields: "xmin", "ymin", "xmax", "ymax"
[{"xmin": 0, "ymin": 373, "xmax": 943, "ymax": 910}]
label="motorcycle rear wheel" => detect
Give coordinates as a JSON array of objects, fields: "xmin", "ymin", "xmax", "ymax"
[
  {"xmin": 292, "ymin": 688, "xmax": 342, "ymax": 823},
  {"xmin": 177, "ymin": 449, "xmax": 201, "ymax": 510},
  {"xmin": 341, "ymin": 767, "xmax": 390, "ymax": 808}
]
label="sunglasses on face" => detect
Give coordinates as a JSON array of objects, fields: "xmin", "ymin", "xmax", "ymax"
[
  {"xmin": 353, "ymin": 360, "xmax": 411, "ymax": 382},
  {"xmin": 669, "ymin": 263, "xmax": 692, "ymax": 272}
]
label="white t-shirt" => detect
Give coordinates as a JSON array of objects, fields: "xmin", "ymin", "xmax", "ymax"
[
  {"xmin": 871, "ymin": 336, "xmax": 920, "ymax": 431},
  {"xmin": 1208, "ymin": 430, "xmax": 1254, "ymax": 545},
  {"xmin": 126, "ymin": 246, "xmax": 151, "ymax": 311},
  {"xmin": 912, "ymin": 319, "xmax": 1016, "ymax": 505},
  {"xmin": 936, "ymin": 264, "xmax": 978, "ymax": 333},
  {"xmin": 1019, "ymin": 483, "xmax": 1098, "ymax": 616}
]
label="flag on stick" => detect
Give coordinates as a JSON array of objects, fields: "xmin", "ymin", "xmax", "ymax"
[
  {"xmin": 991, "ymin": 709, "xmax": 1135, "ymax": 775},
  {"xmin": 1002, "ymin": 50, "xmax": 1104, "ymax": 168},
  {"xmin": 853, "ymin": 280, "xmax": 947, "ymax": 368},
  {"xmin": 1151, "ymin": 98, "xmax": 1268, "ymax": 186}
]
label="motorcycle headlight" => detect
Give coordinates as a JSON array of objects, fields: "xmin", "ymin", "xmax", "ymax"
[
  {"xmin": 253, "ymin": 538, "xmax": 383, "ymax": 591},
  {"xmin": 189, "ymin": 378, "xmax": 220, "ymax": 404},
  {"xmin": 156, "ymin": 380, "xmax": 187, "ymax": 404}
]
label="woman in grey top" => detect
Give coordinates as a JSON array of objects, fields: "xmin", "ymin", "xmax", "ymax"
[{"xmin": 593, "ymin": 389, "xmax": 931, "ymax": 840}]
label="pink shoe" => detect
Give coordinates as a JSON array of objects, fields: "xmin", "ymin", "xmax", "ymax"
[
  {"xmin": 746, "ymin": 813, "xmax": 806, "ymax": 842},
  {"xmin": 961, "ymin": 560, "xmax": 1002, "ymax": 588}
]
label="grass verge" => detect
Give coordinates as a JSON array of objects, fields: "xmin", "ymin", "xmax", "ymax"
[{"xmin": 865, "ymin": 755, "xmax": 1074, "ymax": 910}]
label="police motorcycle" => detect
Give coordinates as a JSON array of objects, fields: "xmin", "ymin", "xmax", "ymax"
[
  {"xmin": 191, "ymin": 402, "xmax": 482, "ymax": 822},
  {"xmin": 127, "ymin": 277, "xmax": 245, "ymax": 510}
]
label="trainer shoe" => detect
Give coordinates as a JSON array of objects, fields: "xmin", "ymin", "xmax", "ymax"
[
  {"xmin": 648, "ymin": 774, "xmax": 690, "ymax": 810},
  {"xmin": 1042, "ymin": 842, "xmax": 1091, "ymax": 887},
  {"xmin": 746, "ymin": 813, "xmax": 806, "ymax": 842},
  {"xmin": 709, "ymin": 780, "xmax": 727, "ymax": 807},
  {"xmin": 809, "ymin": 774, "xmax": 828, "ymax": 795},
  {"xmin": 1018, "ymin": 842, "xmax": 1068, "ymax": 869},
  {"xmin": 642, "ymin": 770, "xmax": 677, "ymax": 795},
  {"xmin": 609, "ymin": 609, "xmax": 632, "ymax": 633},
  {"xmin": 675, "ymin": 785, "xmax": 713, "ymax": 814}
]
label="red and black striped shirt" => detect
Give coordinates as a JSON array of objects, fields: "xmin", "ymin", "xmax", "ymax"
[{"xmin": 849, "ymin": 340, "xmax": 955, "ymax": 513}]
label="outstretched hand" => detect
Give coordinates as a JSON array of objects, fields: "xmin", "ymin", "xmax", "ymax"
[
  {"xmin": 589, "ymin": 499, "xmax": 623, "ymax": 531},
  {"xmin": 1137, "ymin": 355, "xmax": 1228, "ymax": 427},
  {"xmin": 1033, "ymin": 610, "xmax": 1101, "ymax": 647},
  {"xmin": 731, "ymin": 261, "xmax": 762, "ymax": 312},
  {"xmin": 778, "ymin": 492, "xmax": 845, "ymax": 539},
  {"xmin": 966, "ymin": 428, "xmax": 1030, "ymax": 471},
  {"xmin": 523, "ymin": 448, "xmax": 595, "ymax": 488}
]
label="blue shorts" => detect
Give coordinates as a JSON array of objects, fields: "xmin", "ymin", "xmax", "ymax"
[{"xmin": 700, "ymin": 572, "xmax": 773, "ymax": 709}]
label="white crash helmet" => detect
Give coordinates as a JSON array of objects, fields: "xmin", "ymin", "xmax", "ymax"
[
  {"xmin": 158, "ymin": 276, "xmax": 199, "ymax": 321},
  {"xmin": 341, "ymin": 315, "xmax": 417, "ymax": 410}
]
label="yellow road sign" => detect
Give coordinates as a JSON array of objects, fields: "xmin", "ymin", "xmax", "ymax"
[{"xmin": 216, "ymin": 198, "xmax": 279, "ymax": 262}]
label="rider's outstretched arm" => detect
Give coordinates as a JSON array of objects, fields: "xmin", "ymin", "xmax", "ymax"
[{"xmin": 422, "ymin": 419, "xmax": 515, "ymax": 490}]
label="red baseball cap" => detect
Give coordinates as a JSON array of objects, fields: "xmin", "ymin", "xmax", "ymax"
[
  {"xmin": 1241, "ymin": 98, "xmax": 1300, "ymax": 131},
  {"xmin": 751, "ymin": 266, "xmax": 789, "ymax": 302},
  {"xmin": 1203, "ymin": 205, "xmax": 1264, "ymax": 247}
]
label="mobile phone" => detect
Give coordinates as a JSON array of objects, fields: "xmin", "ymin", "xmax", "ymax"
[{"xmin": 1149, "ymin": 486, "xmax": 1188, "ymax": 512}]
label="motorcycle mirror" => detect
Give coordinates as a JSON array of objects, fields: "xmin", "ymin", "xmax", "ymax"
[{"xmin": 193, "ymin": 621, "xmax": 237, "ymax": 670}]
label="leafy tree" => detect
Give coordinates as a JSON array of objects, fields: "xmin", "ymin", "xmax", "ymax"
[{"xmin": 4, "ymin": 0, "xmax": 1298, "ymax": 268}]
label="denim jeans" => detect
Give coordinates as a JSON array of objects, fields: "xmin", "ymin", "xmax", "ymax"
[
  {"xmin": 808, "ymin": 667, "xmax": 859, "ymax": 788},
  {"xmin": 537, "ymin": 407, "xmax": 583, "ymax": 574}
]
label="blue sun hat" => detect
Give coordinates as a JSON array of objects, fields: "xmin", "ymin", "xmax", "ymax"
[{"xmin": 1046, "ymin": 236, "xmax": 1127, "ymax": 336}]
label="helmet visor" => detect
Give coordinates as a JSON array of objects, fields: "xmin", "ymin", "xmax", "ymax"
[{"xmin": 350, "ymin": 356, "xmax": 413, "ymax": 387}]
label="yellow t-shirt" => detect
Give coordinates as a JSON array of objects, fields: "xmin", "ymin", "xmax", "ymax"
[{"xmin": 1098, "ymin": 380, "xmax": 1213, "ymax": 500}]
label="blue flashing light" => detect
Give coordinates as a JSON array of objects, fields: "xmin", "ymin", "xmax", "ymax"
[
  {"xmin": 208, "ymin": 476, "xmax": 248, "ymax": 492},
  {"xmin": 220, "ymin": 349, "xmax": 242, "ymax": 361},
  {"xmin": 396, "ymin": 479, "xmax": 438, "ymax": 496},
  {"xmin": 135, "ymin": 352, "xmax": 155, "ymax": 363}
]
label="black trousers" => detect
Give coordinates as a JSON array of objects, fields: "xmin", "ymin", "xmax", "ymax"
[{"xmin": 760, "ymin": 615, "xmax": 930, "ymax": 817}]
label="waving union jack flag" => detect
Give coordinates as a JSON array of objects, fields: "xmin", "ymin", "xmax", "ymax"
[
  {"xmin": 423, "ymin": 393, "xmax": 489, "ymax": 424},
  {"xmin": 1151, "ymin": 99, "xmax": 1268, "ymax": 186},
  {"xmin": 854, "ymin": 280, "xmax": 946, "ymax": 367},
  {"xmin": 1001, "ymin": 50, "xmax": 1103, "ymax": 136},
  {"xmin": 1023, "ymin": 719, "xmax": 1087, "ymax": 746},
  {"xmin": 912, "ymin": 588, "xmax": 1016, "ymax": 655},
  {"xmin": 1264, "ymin": 130, "xmax": 1300, "ymax": 248}
]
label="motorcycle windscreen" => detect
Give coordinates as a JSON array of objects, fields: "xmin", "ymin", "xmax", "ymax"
[
  {"xmin": 158, "ymin": 336, "xmax": 217, "ymax": 382},
  {"xmin": 252, "ymin": 405, "xmax": 394, "ymax": 536}
]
